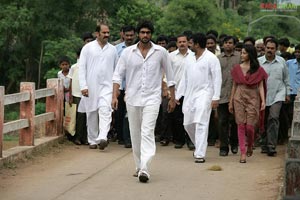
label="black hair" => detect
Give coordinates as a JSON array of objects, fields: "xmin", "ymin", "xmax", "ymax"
[
  {"xmin": 223, "ymin": 35, "xmax": 237, "ymax": 45},
  {"xmin": 183, "ymin": 30, "xmax": 193, "ymax": 40},
  {"xmin": 191, "ymin": 33, "xmax": 207, "ymax": 49},
  {"xmin": 81, "ymin": 32, "xmax": 94, "ymax": 42},
  {"xmin": 243, "ymin": 44, "xmax": 259, "ymax": 74},
  {"xmin": 167, "ymin": 41, "xmax": 177, "ymax": 49},
  {"xmin": 295, "ymin": 44, "xmax": 300, "ymax": 50},
  {"xmin": 243, "ymin": 36, "xmax": 256, "ymax": 46},
  {"xmin": 280, "ymin": 52, "xmax": 293, "ymax": 60},
  {"xmin": 59, "ymin": 56, "xmax": 70, "ymax": 64},
  {"xmin": 176, "ymin": 34, "xmax": 188, "ymax": 41},
  {"xmin": 206, "ymin": 34, "xmax": 217, "ymax": 43},
  {"xmin": 278, "ymin": 38, "xmax": 290, "ymax": 48},
  {"xmin": 206, "ymin": 30, "xmax": 218, "ymax": 38},
  {"xmin": 168, "ymin": 36, "xmax": 177, "ymax": 42},
  {"xmin": 265, "ymin": 38, "xmax": 278, "ymax": 48},
  {"xmin": 156, "ymin": 35, "xmax": 169, "ymax": 43},
  {"xmin": 263, "ymin": 35, "xmax": 276, "ymax": 45},
  {"xmin": 136, "ymin": 20, "xmax": 154, "ymax": 34},
  {"xmin": 122, "ymin": 25, "xmax": 135, "ymax": 33},
  {"xmin": 95, "ymin": 24, "xmax": 108, "ymax": 32},
  {"xmin": 235, "ymin": 42, "xmax": 243, "ymax": 49}
]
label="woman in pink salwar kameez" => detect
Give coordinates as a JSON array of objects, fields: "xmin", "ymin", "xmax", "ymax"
[{"xmin": 229, "ymin": 44, "xmax": 268, "ymax": 163}]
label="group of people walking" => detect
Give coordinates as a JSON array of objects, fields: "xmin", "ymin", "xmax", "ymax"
[{"xmin": 57, "ymin": 20, "xmax": 298, "ymax": 183}]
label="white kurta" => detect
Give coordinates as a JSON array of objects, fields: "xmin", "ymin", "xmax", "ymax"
[
  {"xmin": 78, "ymin": 40, "xmax": 118, "ymax": 112},
  {"xmin": 169, "ymin": 49, "xmax": 194, "ymax": 90},
  {"xmin": 176, "ymin": 49, "xmax": 222, "ymax": 125}
]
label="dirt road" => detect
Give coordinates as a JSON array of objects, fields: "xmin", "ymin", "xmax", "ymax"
[{"xmin": 0, "ymin": 142, "xmax": 285, "ymax": 200}]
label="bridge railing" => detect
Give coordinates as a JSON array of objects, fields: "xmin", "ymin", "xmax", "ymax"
[{"xmin": 0, "ymin": 78, "xmax": 64, "ymax": 158}]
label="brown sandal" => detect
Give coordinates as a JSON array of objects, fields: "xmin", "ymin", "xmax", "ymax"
[{"xmin": 247, "ymin": 147, "xmax": 253, "ymax": 157}]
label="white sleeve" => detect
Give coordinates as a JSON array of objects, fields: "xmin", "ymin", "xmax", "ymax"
[
  {"xmin": 210, "ymin": 56, "xmax": 222, "ymax": 100},
  {"xmin": 78, "ymin": 47, "xmax": 88, "ymax": 90},
  {"xmin": 112, "ymin": 49, "xmax": 126, "ymax": 86},
  {"xmin": 162, "ymin": 50, "xmax": 176, "ymax": 87},
  {"xmin": 176, "ymin": 64, "xmax": 187, "ymax": 100}
]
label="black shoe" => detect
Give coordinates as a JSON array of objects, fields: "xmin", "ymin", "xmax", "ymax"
[
  {"xmin": 99, "ymin": 139, "xmax": 108, "ymax": 150},
  {"xmin": 219, "ymin": 150, "xmax": 228, "ymax": 156},
  {"xmin": 267, "ymin": 148, "xmax": 277, "ymax": 156},
  {"xmin": 81, "ymin": 140, "xmax": 89, "ymax": 145},
  {"xmin": 160, "ymin": 139, "xmax": 169, "ymax": 146},
  {"xmin": 118, "ymin": 140, "xmax": 124, "ymax": 145},
  {"xmin": 195, "ymin": 158, "xmax": 205, "ymax": 163},
  {"xmin": 187, "ymin": 143, "xmax": 195, "ymax": 151},
  {"xmin": 124, "ymin": 143, "xmax": 132, "ymax": 148},
  {"xmin": 261, "ymin": 147, "xmax": 268, "ymax": 154},
  {"xmin": 138, "ymin": 172, "xmax": 149, "ymax": 183},
  {"xmin": 89, "ymin": 144, "xmax": 98, "ymax": 149},
  {"xmin": 73, "ymin": 139, "xmax": 81, "ymax": 145},
  {"xmin": 231, "ymin": 146, "xmax": 238, "ymax": 154},
  {"xmin": 174, "ymin": 143, "xmax": 184, "ymax": 149}
]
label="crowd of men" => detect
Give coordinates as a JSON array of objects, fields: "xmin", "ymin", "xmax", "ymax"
[{"xmin": 57, "ymin": 20, "xmax": 299, "ymax": 183}]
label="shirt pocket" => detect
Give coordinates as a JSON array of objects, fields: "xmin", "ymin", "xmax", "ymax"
[{"xmin": 146, "ymin": 61, "xmax": 160, "ymax": 88}]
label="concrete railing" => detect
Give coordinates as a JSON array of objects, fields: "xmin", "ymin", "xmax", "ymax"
[
  {"xmin": 0, "ymin": 79, "xmax": 64, "ymax": 158},
  {"xmin": 284, "ymin": 92, "xmax": 300, "ymax": 199}
]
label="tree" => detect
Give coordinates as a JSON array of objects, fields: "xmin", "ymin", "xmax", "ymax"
[
  {"xmin": 157, "ymin": 0, "xmax": 224, "ymax": 36},
  {"xmin": 110, "ymin": 0, "xmax": 162, "ymax": 40}
]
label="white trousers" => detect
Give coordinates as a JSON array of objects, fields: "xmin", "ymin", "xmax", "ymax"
[
  {"xmin": 86, "ymin": 107, "xmax": 112, "ymax": 145},
  {"xmin": 126, "ymin": 104, "xmax": 160, "ymax": 177},
  {"xmin": 184, "ymin": 121, "xmax": 210, "ymax": 159}
]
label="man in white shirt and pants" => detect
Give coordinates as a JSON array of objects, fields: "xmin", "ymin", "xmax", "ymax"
[
  {"xmin": 169, "ymin": 34, "xmax": 195, "ymax": 150},
  {"xmin": 112, "ymin": 20, "xmax": 176, "ymax": 183},
  {"xmin": 176, "ymin": 33, "xmax": 222, "ymax": 163},
  {"xmin": 79, "ymin": 24, "xmax": 118, "ymax": 150}
]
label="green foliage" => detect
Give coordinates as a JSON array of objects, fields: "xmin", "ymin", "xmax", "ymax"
[
  {"xmin": 44, "ymin": 68, "xmax": 60, "ymax": 80},
  {"xmin": 4, "ymin": 110, "xmax": 19, "ymax": 121},
  {"xmin": 157, "ymin": 0, "xmax": 220, "ymax": 35},
  {"xmin": 110, "ymin": 0, "xmax": 162, "ymax": 39},
  {"xmin": 42, "ymin": 35, "xmax": 82, "ymax": 74},
  {"xmin": 35, "ymin": 102, "xmax": 46, "ymax": 115}
]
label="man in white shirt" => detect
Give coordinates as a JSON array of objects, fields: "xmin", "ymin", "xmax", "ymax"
[
  {"xmin": 78, "ymin": 24, "xmax": 118, "ymax": 150},
  {"xmin": 176, "ymin": 33, "xmax": 222, "ymax": 163},
  {"xmin": 112, "ymin": 20, "xmax": 176, "ymax": 183},
  {"xmin": 169, "ymin": 34, "xmax": 195, "ymax": 150}
]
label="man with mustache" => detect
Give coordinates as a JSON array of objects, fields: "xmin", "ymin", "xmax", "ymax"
[
  {"xmin": 112, "ymin": 20, "xmax": 176, "ymax": 183},
  {"xmin": 168, "ymin": 34, "xmax": 195, "ymax": 150},
  {"xmin": 78, "ymin": 24, "xmax": 118, "ymax": 150},
  {"xmin": 258, "ymin": 38, "xmax": 290, "ymax": 156},
  {"xmin": 114, "ymin": 25, "xmax": 136, "ymax": 148}
]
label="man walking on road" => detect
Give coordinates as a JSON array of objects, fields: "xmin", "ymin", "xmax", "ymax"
[
  {"xmin": 112, "ymin": 20, "xmax": 176, "ymax": 183},
  {"xmin": 176, "ymin": 33, "xmax": 222, "ymax": 163},
  {"xmin": 217, "ymin": 36, "xmax": 240, "ymax": 157},
  {"xmin": 259, "ymin": 38, "xmax": 290, "ymax": 156},
  {"xmin": 78, "ymin": 24, "xmax": 118, "ymax": 150},
  {"xmin": 169, "ymin": 34, "xmax": 195, "ymax": 150}
]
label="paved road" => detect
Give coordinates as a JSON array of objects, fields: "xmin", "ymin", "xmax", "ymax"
[{"xmin": 0, "ymin": 142, "xmax": 285, "ymax": 200}]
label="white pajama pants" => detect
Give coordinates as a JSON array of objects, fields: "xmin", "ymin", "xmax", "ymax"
[
  {"xmin": 126, "ymin": 104, "xmax": 160, "ymax": 177},
  {"xmin": 184, "ymin": 121, "xmax": 210, "ymax": 159},
  {"xmin": 86, "ymin": 107, "xmax": 112, "ymax": 145}
]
